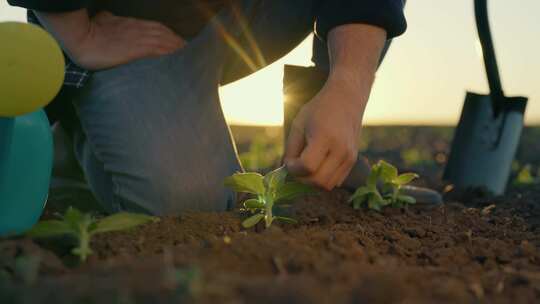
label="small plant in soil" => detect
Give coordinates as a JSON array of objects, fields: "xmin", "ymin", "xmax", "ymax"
[
  {"xmin": 26, "ymin": 207, "xmax": 159, "ymax": 262},
  {"xmin": 349, "ymin": 160, "xmax": 418, "ymax": 211},
  {"xmin": 225, "ymin": 166, "xmax": 315, "ymax": 228}
]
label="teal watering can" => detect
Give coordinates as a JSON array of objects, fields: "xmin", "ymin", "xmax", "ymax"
[{"xmin": 0, "ymin": 22, "xmax": 65, "ymax": 236}]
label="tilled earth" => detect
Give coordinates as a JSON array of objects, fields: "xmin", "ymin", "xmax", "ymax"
[
  {"xmin": 2, "ymin": 186, "xmax": 540, "ymax": 304},
  {"xmin": 1, "ymin": 126, "xmax": 540, "ymax": 303}
]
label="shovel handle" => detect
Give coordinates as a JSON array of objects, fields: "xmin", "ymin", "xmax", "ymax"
[{"xmin": 475, "ymin": 0, "xmax": 505, "ymax": 103}]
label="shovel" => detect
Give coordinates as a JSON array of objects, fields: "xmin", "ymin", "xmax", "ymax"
[{"xmin": 444, "ymin": 0, "xmax": 528, "ymax": 195}]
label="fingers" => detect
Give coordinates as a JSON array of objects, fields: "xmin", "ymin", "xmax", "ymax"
[
  {"xmin": 303, "ymin": 149, "xmax": 345, "ymax": 190},
  {"xmin": 105, "ymin": 13, "xmax": 185, "ymax": 55},
  {"xmin": 329, "ymin": 150, "xmax": 358, "ymax": 188},
  {"xmin": 286, "ymin": 136, "xmax": 329, "ymax": 178},
  {"xmin": 139, "ymin": 33, "xmax": 184, "ymax": 55},
  {"xmin": 283, "ymin": 123, "xmax": 306, "ymax": 164},
  {"xmin": 287, "ymin": 135, "xmax": 357, "ymax": 190},
  {"xmin": 306, "ymin": 144, "xmax": 357, "ymax": 190},
  {"xmin": 137, "ymin": 21, "xmax": 185, "ymax": 53},
  {"xmin": 143, "ymin": 21, "xmax": 185, "ymax": 47}
]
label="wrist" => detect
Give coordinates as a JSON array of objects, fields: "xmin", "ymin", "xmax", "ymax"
[
  {"xmin": 326, "ymin": 69, "xmax": 372, "ymax": 111},
  {"xmin": 329, "ymin": 66, "xmax": 374, "ymax": 92},
  {"xmin": 34, "ymin": 10, "xmax": 93, "ymax": 63},
  {"xmin": 68, "ymin": 23, "xmax": 96, "ymax": 64}
]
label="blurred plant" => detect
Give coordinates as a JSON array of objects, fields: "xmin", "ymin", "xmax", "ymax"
[
  {"xmin": 514, "ymin": 164, "xmax": 537, "ymax": 185},
  {"xmin": 401, "ymin": 148, "xmax": 434, "ymax": 167},
  {"xmin": 349, "ymin": 160, "xmax": 418, "ymax": 211},
  {"xmin": 27, "ymin": 207, "xmax": 159, "ymax": 261},
  {"xmin": 225, "ymin": 166, "xmax": 315, "ymax": 228},
  {"xmin": 239, "ymin": 136, "xmax": 282, "ymax": 171}
]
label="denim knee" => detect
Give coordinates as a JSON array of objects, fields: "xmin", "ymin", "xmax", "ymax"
[{"xmin": 109, "ymin": 145, "xmax": 240, "ymax": 216}]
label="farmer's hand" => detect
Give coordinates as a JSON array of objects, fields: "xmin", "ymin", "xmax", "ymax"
[
  {"xmin": 284, "ymin": 75, "xmax": 365, "ymax": 190},
  {"xmin": 35, "ymin": 10, "xmax": 185, "ymax": 71},
  {"xmin": 284, "ymin": 24, "xmax": 387, "ymax": 191}
]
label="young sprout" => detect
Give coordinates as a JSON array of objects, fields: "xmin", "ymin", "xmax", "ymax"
[
  {"xmin": 26, "ymin": 207, "xmax": 159, "ymax": 261},
  {"xmin": 349, "ymin": 160, "xmax": 418, "ymax": 211},
  {"xmin": 224, "ymin": 166, "xmax": 315, "ymax": 228}
]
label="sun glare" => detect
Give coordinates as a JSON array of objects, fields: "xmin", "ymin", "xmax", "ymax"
[{"xmin": 219, "ymin": 36, "xmax": 313, "ymax": 126}]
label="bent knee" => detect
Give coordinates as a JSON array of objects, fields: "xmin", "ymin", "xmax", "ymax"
[
  {"xmin": 151, "ymin": 176, "xmax": 236, "ymax": 215},
  {"xmin": 112, "ymin": 161, "xmax": 239, "ymax": 216}
]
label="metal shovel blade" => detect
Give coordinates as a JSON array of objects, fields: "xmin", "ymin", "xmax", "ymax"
[
  {"xmin": 444, "ymin": 93, "xmax": 527, "ymax": 195},
  {"xmin": 444, "ymin": 0, "xmax": 529, "ymax": 195}
]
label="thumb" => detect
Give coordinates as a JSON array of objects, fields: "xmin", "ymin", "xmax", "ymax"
[{"xmin": 283, "ymin": 124, "xmax": 305, "ymax": 165}]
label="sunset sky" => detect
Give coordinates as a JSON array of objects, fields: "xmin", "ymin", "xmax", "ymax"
[{"xmin": 2, "ymin": 0, "xmax": 538, "ymax": 126}]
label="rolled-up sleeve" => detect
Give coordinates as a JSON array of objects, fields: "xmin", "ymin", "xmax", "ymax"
[
  {"xmin": 7, "ymin": 0, "xmax": 89, "ymax": 12},
  {"xmin": 315, "ymin": 0, "xmax": 407, "ymax": 40}
]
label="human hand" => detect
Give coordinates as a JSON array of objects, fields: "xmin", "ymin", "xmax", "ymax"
[
  {"xmin": 283, "ymin": 77, "xmax": 366, "ymax": 191},
  {"xmin": 36, "ymin": 10, "xmax": 185, "ymax": 71},
  {"xmin": 283, "ymin": 23, "xmax": 385, "ymax": 191},
  {"xmin": 74, "ymin": 12, "xmax": 185, "ymax": 70}
]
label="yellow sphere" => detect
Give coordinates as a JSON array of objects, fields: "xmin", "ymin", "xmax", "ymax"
[{"xmin": 0, "ymin": 22, "xmax": 65, "ymax": 117}]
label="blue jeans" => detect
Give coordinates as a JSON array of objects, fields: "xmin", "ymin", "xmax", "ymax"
[{"xmin": 71, "ymin": 0, "xmax": 360, "ymax": 215}]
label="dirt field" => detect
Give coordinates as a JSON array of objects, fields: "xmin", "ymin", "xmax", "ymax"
[{"xmin": 1, "ymin": 126, "xmax": 540, "ymax": 303}]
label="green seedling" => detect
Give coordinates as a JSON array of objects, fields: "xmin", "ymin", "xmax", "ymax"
[
  {"xmin": 27, "ymin": 207, "xmax": 159, "ymax": 262},
  {"xmin": 225, "ymin": 166, "xmax": 315, "ymax": 228},
  {"xmin": 514, "ymin": 164, "xmax": 537, "ymax": 185},
  {"xmin": 349, "ymin": 160, "xmax": 418, "ymax": 211}
]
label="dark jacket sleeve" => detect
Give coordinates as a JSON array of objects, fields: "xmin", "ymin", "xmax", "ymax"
[
  {"xmin": 315, "ymin": 0, "xmax": 407, "ymax": 40},
  {"xmin": 7, "ymin": 0, "xmax": 89, "ymax": 12}
]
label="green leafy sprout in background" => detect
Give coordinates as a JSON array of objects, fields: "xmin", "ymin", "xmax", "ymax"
[
  {"xmin": 225, "ymin": 167, "xmax": 315, "ymax": 228},
  {"xmin": 26, "ymin": 207, "xmax": 159, "ymax": 261},
  {"xmin": 349, "ymin": 160, "xmax": 418, "ymax": 211}
]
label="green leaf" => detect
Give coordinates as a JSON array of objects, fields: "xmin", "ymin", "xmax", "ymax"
[
  {"xmin": 26, "ymin": 220, "xmax": 74, "ymax": 238},
  {"xmin": 274, "ymin": 216, "xmax": 298, "ymax": 224},
  {"xmin": 380, "ymin": 183, "xmax": 394, "ymax": 196},
  {"xmin": 348, "ymin": 186, "xmax": 375, "ymax": 203},
  {"xmin": 224, "ymin": 172, "xmax": 265, "ymax": 195},
  {"xmin": 242, "ymin": 214, "xmax": 264, "ymax": 228},
  {"xmin": 62, "ymin": 207, "xmax": 84, "ymax": 223},
  {"xmin": 92, "ymin": 213, "xmax": 159, "ymax": 235},
  {"xmin": 393, "ymin": 173, "xmax": 419, "ymax": 186},
  {"xmin": 397, "ymin": 194, "xmax": 416, "ymax": 205},
  {"xmin": 243, "ymin": 198, "xmax": 265, "ymax": 210},
  {"xmin": 352, "ymin": 199, "xmax": 363, "ymax": 210},
  {"xmin": 275, "ymin": 181, "xmax": 316, "ymax": 203},
  {"xmin": 377, "ymin": 160, "xmax": 398, "ymax": 182},
  {"xmin": 62, "ymin": 207, "xmax": 95, "ymax": 232},
  {"xmin": 263, "ymin": 166, "xmax": 288, "ymax": 193},
  {"xmin": 366, "ymin": 166, "xmax": 380, "ymax": 188},
  {"xmin": 368, "ymin": 195, "xmax": 383, "ymax": 211},
  {"xmin": 367, "ymin": 192, "xmax": 389, "ymax": 211}
]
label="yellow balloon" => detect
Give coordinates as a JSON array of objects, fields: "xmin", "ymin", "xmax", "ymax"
[{"xmin": 0, "ymin": 22, "xmax": 65, "ymax": 117}]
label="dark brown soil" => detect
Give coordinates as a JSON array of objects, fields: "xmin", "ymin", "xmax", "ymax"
[
  {"xmin": 1, "ymin": 126, "xmax": 540, "ymax": 304},
  {"xmin": 2, "ymin": 187, "xmax": 540, "ymax": 304}
]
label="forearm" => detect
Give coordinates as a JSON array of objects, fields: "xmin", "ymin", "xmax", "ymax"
[
  {"xmin": 327, "ymin": 24, "xmax": 387, "ymax": 112},
  {"xmin": 34, "ymin": 10, "xmax": 92, "ymax": 61}
]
